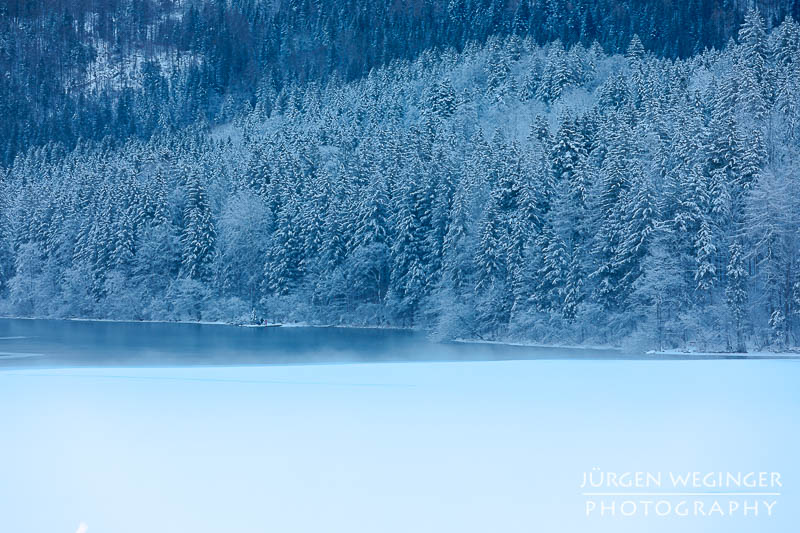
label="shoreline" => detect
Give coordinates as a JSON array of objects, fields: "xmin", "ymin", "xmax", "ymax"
[
  {"xmin": 1, "ymin": 316, "xmax": 798, "ymax": 357},
  {"xmin": 0, "ymin": 315, "xmax": 415, "ymax": 332},
  {"xmin": 453, "ymin": 338, "xmax": 621, "ymax": 351}
]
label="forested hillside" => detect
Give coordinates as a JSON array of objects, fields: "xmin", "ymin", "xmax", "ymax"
[
  {"xmin": 1, "ymin": 0, "xmax": 799, "ymax": 166},
  {"xmin": 1, "ymin": 9, "xmax": 798, "ymax": 351}
]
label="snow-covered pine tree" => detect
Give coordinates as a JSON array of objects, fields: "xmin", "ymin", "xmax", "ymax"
[
  {"xmin": 348, "ymin": 178, "xmax": 391, "ymax": 305},
  {"xmin": 726, "ymin": 241, "xmax": 748, "ymax": 352},
  {"xmin": 610, "ymin": 171, "xmax": 657, "ymax": 310},
  {"xmin": 264, "ymin": 196, "xmax": 304, "ymax": 297},
  {"xmin": 537, "ymin": 41, "xmax": 572, "ymax": 103},
  {"xmin": 388, "ymin": 159, "xmax": 433, "ymax": 324},
  {"xmin": 180, "ymin": 165, "xmax": 216, "ymax": 282},
  {"xmin": 593, "ymin": 114, "xmax": 633, "ymax": 311},
  {"xmin": 626, "ymin": 34, "xmax": 645, "ymax": 62},
  {"xmin": 694, "ymin": 217, "xmax": 717, "ymax": 303},
  {"xmin": 737, "ymin": 9, "xmax": 769, "ymax": 120}
]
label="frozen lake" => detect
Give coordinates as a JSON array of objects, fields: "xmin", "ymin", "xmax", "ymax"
[{"xmin": 0, "ymin": 318, "xmax": 798, "ymax": 533}]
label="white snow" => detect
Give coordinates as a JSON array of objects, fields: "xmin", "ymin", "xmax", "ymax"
[
  {"xmin": 1, "ymin": 359, "xmax": 798, "ymax": 533},
  {"xmin": 67, "ymin": 39, "xmax": 202, "ymax": 94},
  {"xmin": 647, "ymin": 349, "xmax": 800, "ymax": 358}
]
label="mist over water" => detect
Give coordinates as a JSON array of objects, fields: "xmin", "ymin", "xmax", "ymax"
[
  {"xmin": 1, "ymin": 319, "xmax": 793, "ymax": 370},
  {"xmin": 0, "ymin": 318, "xmax": 629, "ymax": 369}
]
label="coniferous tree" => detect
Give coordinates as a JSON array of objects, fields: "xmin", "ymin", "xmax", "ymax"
[
  {"xmin": 180, "ymin": 166, "xmax": 216, "ymax": 282},
  {"xmin": 726, "ymin": 241, "xmax": 748, "ymax": 352}
]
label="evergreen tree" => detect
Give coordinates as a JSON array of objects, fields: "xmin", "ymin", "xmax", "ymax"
[
  {"xmin": 265, "ymin": 198, "xmax": 304, "ymax": 296},
  {"xmin": 737, "ymin": 9, "xmax": 769, "ymax": 119},
  {"xmin": 180, "ymin": 166, "xmax": 216, "ymax": 281},
  {"xmin": 694, "ymin": 217, "xmax": 717, "ymax": 302},
  {"xmin": 726, "ymin": 241, "xmax": 748, "ymax": 352}
]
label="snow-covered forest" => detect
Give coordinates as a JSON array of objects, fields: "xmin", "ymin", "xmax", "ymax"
[
  {"xmin": 2, "ymin": 0, "xmax": 799, "ymax": 167},
  {"xmin": 1, "ymin": 7, "xmax": 799, "ymax": 351}
]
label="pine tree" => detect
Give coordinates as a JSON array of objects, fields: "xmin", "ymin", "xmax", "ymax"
[
  {"xmin": 611, "ymin": 173, "xmax": 657, "ymax": 308},
  {"xmin": 534, "ymin": 227, "xmax": 570, "ymax": 315},
  {"xmin": 771, "ymin": 15, "xmax": 800, "ymax": 68},
  {"xmin": 180, "ymin": 166, "xmax": 216, "ymax": 281},
  {"xmin": 428, "ymin": 79, "xmax": 458, "ymax": 119},
  {"xmin": 626, "ymin": 34, "xmax": 645, "ymax": 62},
  {"xmin": 441, "ymin": 183, "xmax": 473, "ymax": 296},
  {"xmin": 694, "ymin": 217, "xmax": 717, "ymax": 302},
  {"xmin": 726, "ymin": 241, "xmax": 748, "ymax": 352},
  {"xmin": 0, "ymin": 184, "xmax": 12, "ymax": 294},
  {"xmin": 537, "ymin": 41, "xmax": 572, "ymax": 103},
  {"xmin": 265, "ymin": 199, "xmax": 303, "ymax": 296},
  {"xmin": 593, "ymin": 116, "xmax": 633, "ymax": 311},
  {"xmin": 737, "ymin": 9, "xmax": 768, "ymax": 119},
  {"xmin": 111, "ymin": 207, "xmax": 136, "ymax": 272},
  {"xmin": 475, "ymin": 204, "xmax": 504, "ymax": 292},
  {"xmin": 388, "ymin": 161, "xmax": 432, "ymax": 324},
  {"xmin": 486, "ymin": 38, "xmax": 514, "ymax": 102},
  {"xmin": 349, "ymin": 179, "xmax": 391, "ymax": 304},
  {"xmin": 737, "ymin": 128, "xmax": 766, "ymax": 191}
]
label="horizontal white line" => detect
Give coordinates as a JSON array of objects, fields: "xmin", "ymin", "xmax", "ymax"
[
  {"xmin": 0, "ymin": 352, "xmax": 44, "ymax": 358},
  {"xmin": 582, "ymin": 492, "xmax": 781, "ymax": 497}
]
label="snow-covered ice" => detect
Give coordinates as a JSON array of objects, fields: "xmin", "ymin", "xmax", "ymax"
[{"xmin": 1, "ymin": 354, "xmax": 798, "ymax": 533}]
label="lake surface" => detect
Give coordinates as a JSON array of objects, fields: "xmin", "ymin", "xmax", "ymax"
[
  {"xmin": 0, "ymin": 318, "xmax": 792, "ymax": 369},
  {"xmin": 0, "ymin": 318, "xmax": 623, "ymax": 368},
  {"xmin": 0, "ymin": 318, "xmax": 798, "ymax": 533}
]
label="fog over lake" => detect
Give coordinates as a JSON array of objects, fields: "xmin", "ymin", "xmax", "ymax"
[{"xmin": 0, "ymin": 319, "xmax": 791, "ymax": 369}]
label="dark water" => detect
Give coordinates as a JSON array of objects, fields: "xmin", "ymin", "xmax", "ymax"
[{"xmin": 0, "ymin": 318, "xmax": 794, "ymax": 369}]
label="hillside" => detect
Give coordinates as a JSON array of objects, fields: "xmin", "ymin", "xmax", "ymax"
[
  {"xmin": 1, "ymin": 9, "xmax": 798, "ymax": 351},
  {"xmin": 1, "ymin": 0, "xmax": 799, "ymax": 166}
]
